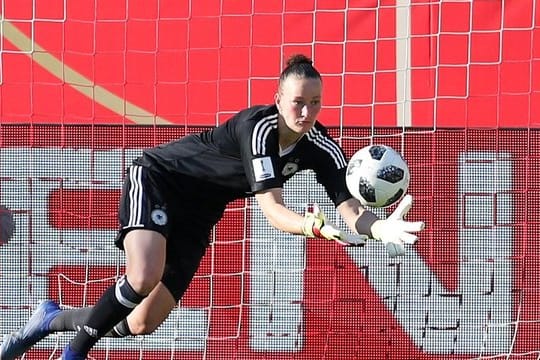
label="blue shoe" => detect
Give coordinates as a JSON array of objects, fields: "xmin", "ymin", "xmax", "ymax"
[
  {"xmin": 59, "ymin": 345, "xmax": 86, "ymax": 359},
  {"xmin": 0, "ymin": 300, "xmax": 61, "ymax": 360}
]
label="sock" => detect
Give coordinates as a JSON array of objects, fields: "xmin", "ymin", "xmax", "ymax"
[
  {"xmin": 69, "ymin": 276, "xmax": 144, "ymax": 355},
  {"xmin": 49, "ymin": 307, "xmax": 92, "ymax": 332},
  {"xmin": 49, "ymin": 308, "xmax": 131, "ymax": 338},
  {"xmin": 109, "ymin": 318, "xmax": 132, "ymax": 337}
]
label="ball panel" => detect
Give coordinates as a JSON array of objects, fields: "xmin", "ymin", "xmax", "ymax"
[
  {"xmin": 377, "ymin": 165, "xmax": 404, "ymax": 183},
  {"xmin": 345, "ymin": 144, "xmax": 410, "ymax": 208},
  {"xmin": 358, "ymin": 178, "xmax": 376, "ymax": 203},
  {"xmin": 380, "ymin": 188, "xmax": 404, "ymax": 208},
  {"xmin": 368, "ymin": 145, "xmax": 386, "ymax": 160}
]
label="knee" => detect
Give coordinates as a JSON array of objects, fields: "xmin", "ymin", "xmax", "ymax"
[
  {"xmin": 128, "ymin": 318, "xmax": 159, "ymax": 336},
  {"xmin": 115, "ymin": 275, "xmax": 147, "ymax": 309},
  {"xmin": 124, "ymin": 273, "xmax": 161, "ymax": 296}
]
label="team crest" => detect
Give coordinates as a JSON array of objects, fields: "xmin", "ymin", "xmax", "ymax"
[
  {"xmin": 282, "ymin": 162, "xmax": 299, "ymax": 176},
  {"xmin": 151, "ymin": 209, "xmax": 168, "ymax": 226}
]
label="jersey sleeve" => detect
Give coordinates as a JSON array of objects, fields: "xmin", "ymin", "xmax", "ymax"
[
  {"xmin": 236, "ymin": 111, "xmax": 284, "ymax": 193},
  {"xmin": 306, "ymin": 126, "xmax": 354, "ymax": 207},
  {"xmin": 316, "ymin": 166, "xmax": 353, "ymax": 206}
]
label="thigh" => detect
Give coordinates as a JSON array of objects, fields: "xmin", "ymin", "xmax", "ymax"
[
  {"xmin": 161, "ymin": 234, "xmax": 207, "ymax": 302},
  {"xmin": 124, "ymin": 229, "xmax": 167, "ymax": 292}
]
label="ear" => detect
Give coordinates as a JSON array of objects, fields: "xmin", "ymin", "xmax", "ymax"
[{"xmin": 274, "ymin": 92, "xmax": 281, "ymax": 109}]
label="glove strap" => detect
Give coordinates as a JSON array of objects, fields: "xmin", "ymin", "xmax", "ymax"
[
  {"xmin": 354, "ymin": 210, "xmax": 379, "ymax": 238},
  {"xmin": 302, "ymin": 205, "xmax": 324, "ymax": 238}
]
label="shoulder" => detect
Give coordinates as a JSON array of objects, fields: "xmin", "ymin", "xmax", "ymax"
[
  {"xmin": 232, "ymin": 104, "xmax": 279, "ymax": 138},
  {"xmin": 227, "ymin": 105, "xmax": 279, "ymax": 156},
  {"xmin": 304, "ymin": 121, "xmax": 347, "ymax": 168},
  {"xmin": 305, "ymin": 121, "xmax": 334, "ymax": 143},
  {"xmin": 309, "ymin": 121, "xmax": 330, "ymax": 135},
  {"xmin": 232, "ymin": 104, "xmax": 279, "ymax": 128}
]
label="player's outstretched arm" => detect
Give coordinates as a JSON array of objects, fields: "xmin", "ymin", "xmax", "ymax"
[{"xmin": 254, "ymin": 188, "xmax": 365, "ymax": 246}]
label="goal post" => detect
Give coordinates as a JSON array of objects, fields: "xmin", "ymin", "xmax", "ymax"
[{"xmin": 0, "ymin": 1, "xmax": 538, "ymax": 359}]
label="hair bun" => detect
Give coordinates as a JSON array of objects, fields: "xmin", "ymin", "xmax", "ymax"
[{"xmin": 286, "ymin": 54, "xmax": 313, "ymax": 67}]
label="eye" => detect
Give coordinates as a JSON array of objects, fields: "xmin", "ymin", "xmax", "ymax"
[{"xmin": 292, "ymin": 100, "xmax": 304, "ymax": 107}]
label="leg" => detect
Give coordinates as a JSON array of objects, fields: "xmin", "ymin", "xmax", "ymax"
[
  {"xmin": 64, "ymin": 229, "xmax": 166, "ymax": 358},
  {"xmin": 48, "ymin": 281, "xmax": 176, "ymax": 337}
]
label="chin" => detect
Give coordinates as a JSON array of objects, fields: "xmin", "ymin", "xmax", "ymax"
[
  {"xmin": 299, "ymin": 124, "xmax": 314, "ymax": 134},
  {"xmin": 295, "ymin": 121, "xmax": 314, "ymax": 131}
]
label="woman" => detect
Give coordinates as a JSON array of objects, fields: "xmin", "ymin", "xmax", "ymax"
[{"xmin": 0, "ymin": 54, "xmax": 424, "ymax": 359}]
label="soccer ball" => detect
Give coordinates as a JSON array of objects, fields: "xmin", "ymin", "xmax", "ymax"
[{"xmin": 345, "ymin": 144, "xmax": 410, "ymax": 208}]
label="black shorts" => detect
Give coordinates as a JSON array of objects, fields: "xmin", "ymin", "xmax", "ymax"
[{"xmin": 115, "ymin": 165, "xmax": 229, "ymax": 301}]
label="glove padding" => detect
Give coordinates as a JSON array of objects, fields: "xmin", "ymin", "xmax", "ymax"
[
  {"xmin": 370, "ymin": 195, "xmax": 425, "ymax": 257},
  {"xmin": 302, "ymin": 203, "xmax": 367, "ymax": 246}
]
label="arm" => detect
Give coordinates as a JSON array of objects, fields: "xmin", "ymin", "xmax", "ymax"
[
  {"xmin": 255, "ymin": 187, "xmax": 366, "ymax": 246},
  {"xmin": 254, "ymin": 188, "xmax": 305, "ymax": 234}
]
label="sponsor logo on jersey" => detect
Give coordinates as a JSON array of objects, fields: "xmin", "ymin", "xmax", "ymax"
[
  {"xmin": 253, "ymin": 157, "xmax": 275, "ymax": 182},
  {"xmin": 151, "ymin": 208, "xmax": 168, "ymax": 226}
]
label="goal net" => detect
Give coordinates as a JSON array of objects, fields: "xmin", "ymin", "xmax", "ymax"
[{"xmin": 0, "ymin": 0, "xmax": 538, "ymax": 359}]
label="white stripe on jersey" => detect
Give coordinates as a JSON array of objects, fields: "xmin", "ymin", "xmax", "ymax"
[
  {"xmin": 127, "ymin": 165, "xmax": 143, "ymax": 227},
  {"xmin": 251, "ymin": 114, "xmax": 278, "ymax": 155},
  {"xmin": 306, "ymin": 128, "xmax": 347, "ymax": 169}
]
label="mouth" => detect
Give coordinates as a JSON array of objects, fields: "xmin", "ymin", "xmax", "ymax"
[{"xmin": 296, "ymin": 118, "xmax": 312, "ymax": 125}]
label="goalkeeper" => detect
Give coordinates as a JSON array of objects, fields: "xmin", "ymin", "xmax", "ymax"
[{"xmin": 0, "ymin": 54, "xmax": 424, "ymax": 360}]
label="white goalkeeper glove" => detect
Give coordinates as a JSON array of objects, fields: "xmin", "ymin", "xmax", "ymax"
[
  {"xmin": 370, "ymin": 194, "xmax": 425, "ymax": 257},
  {"xmin": 302, "ymin": 203, "xmax": 367, "ymax": 246}
]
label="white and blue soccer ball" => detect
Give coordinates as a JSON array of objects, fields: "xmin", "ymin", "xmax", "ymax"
[{"xmin": 345, "ymin": 144, "xmax": 410, "ymax": 208}]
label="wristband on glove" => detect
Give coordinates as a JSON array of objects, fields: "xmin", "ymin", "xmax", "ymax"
[
  {"xmin": 354, "ymin": 195, "xmax": 425, "ymax": 257},
  {"xmin": 302, "ymin": 204, "xmax": 367, "ymax": 246},
  {"xmin": 354, "ymin": 210, "xmax": 379, "ymax": 237},
  {"xmin": 301, "ymin": 204, "xmax": 324, "ymax": 238}
]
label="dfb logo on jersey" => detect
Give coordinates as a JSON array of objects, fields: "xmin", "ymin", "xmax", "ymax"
[{"xmin": 282, "ymin": 161, "xmax": 299, "ymax": 176}]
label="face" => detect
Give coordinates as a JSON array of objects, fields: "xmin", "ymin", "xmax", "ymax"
[{"xmin": 275, "ymin": 75, "xmax": 322, "ymax": 135}]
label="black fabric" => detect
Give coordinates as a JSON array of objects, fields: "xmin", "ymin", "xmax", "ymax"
[
  {"xmin": 49, "ymin": 307, "xmax": 92, "ymax": 332},
  {"xmin": 110, "ymin": 318, "xmax": 132, "ymax": 337},
  {"xmin": 116, "ymin": 275, "xmax": 145, "ymax": 308},
  {"xmin": 133, "ymin": 104, "xmax": 352, "ymax": 206},
  {"xmin": 49, "ymin": 307, "xmax": 131, "ymax": 338},
  {"xmin": 115, "ymin": 168, "xmax": 211, "ymax": 300},
  {"xmin": 69, "ymin": 282, "xmax": 143, "ymax": 355},
  {"xmin": 115, "ymin": 167, "xmax": 231, "ymax": 249},
  {"xmin": 160, "ymin": 241, "xmax": 206, "ymax": 301}
]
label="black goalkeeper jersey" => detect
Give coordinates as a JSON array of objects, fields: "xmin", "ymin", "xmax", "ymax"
[{"xmin": 134, "ymin": 104, "xmax": 352, "ymax": 206}]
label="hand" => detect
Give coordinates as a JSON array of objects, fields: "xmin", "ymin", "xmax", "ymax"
[
  {"xmin": 370, "ymin": 195, "xmax": 425, "ymax": 257},
  {"xmin": 302, "ymin": 203, "xmax": 367, "ymax": 246}
]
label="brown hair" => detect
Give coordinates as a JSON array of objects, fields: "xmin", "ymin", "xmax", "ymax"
[{"xmin": 279, "ymin": 54, "xmax": 322, "ymax": 87}]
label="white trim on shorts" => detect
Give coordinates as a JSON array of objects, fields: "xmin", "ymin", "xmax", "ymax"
[{"xmin": 125, "ymin": 165, "xmax": 144, "ymax": 229}]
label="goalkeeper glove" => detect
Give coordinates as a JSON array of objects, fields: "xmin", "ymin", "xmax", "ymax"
[
  {"xmin": 370, "ymin": 194, "xmax": 425, "ymax": 257},
  {"xmin": 302, "ymin": 203, "xmax": 366, "ymax": 246}
]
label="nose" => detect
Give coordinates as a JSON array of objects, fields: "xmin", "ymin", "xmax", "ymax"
[{"xmin": 301, "ymin": 105, "xmax": 309, "ymax": 117}]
